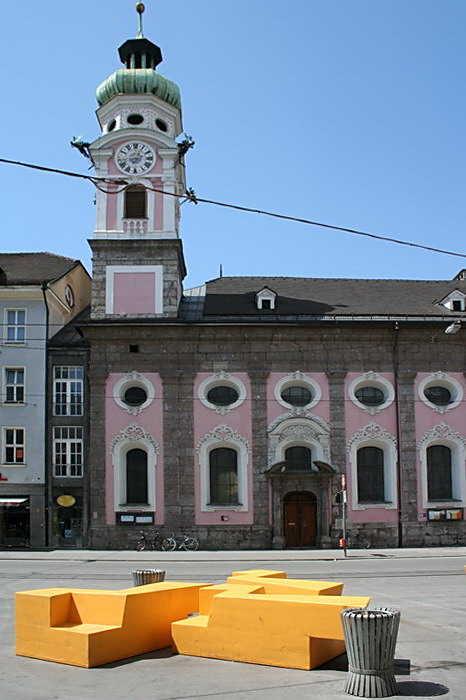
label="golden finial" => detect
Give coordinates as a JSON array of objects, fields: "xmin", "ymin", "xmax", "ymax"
[{"xmin": 136, "ymin": 2, "xmax": 145, "ymax": 38}]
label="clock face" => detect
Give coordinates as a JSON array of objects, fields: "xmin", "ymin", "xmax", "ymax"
[{"xmin": 116, "ymin": 142, "xmax": 156, "ymax": 175}]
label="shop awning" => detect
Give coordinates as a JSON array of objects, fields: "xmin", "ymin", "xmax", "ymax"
[{"xmin": 0, "ymin": 498, "xmax": 28, "ymax": 505}]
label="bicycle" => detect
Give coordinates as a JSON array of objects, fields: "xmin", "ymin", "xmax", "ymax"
[
  {"xmin": 134, "ymin": 530, "xmax": 174, "ymax": 552},
  {"xmin": 345, "ymin": 532, "xmax": 371, "ymax": 549},
  {"xmin": 164, "ymin": 532, "xmax": 199, "ymax": 551}
]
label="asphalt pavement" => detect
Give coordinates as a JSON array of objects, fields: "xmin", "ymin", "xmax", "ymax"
[{"xmin": 0, "ymin": 546, "xmax": 465, "ymax": 700}]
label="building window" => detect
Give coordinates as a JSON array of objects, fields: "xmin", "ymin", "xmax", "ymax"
[
  {"xmin": 5, "ymin": 368, "xmax": 25, "ymax": 403},
  {"xmin": 418, "ymin": 372, "xmax": 462, "ymax": 414},
  {"xmin": 4, "ymin": 428, "xmax": 25, "ymax": 464},
  {"xmin": 255, "ymin": 287, "xmax": 277, "ymax": 310},
  {"xmin": 124, "ymin": 186, "xmax": 147, "ymax": 219},
  {"xmin": 206, "ymin": 386, "xmax": 239, "ymax": 407},
  {"xmin": 285, "ymin": 445, "xmax": 312, "ymax": 472},
  {"xmin": 274, "ymin": 372, "xmax": 322, "ymax": 411},
  {"xmin": 348, "ymin": 372, "xmax": 394, "ymax": 414},
  {"xmin": 5, "ymin": 309, "xmax": 26, "ymax": 343},
  {"xmin": 357, "ymin": 446, "xmax": 385, "ymax": 502},
  {"xmin": 113, "ymin": 371, "xmax": 155, "ymax": 415},
  {"xmin": 53, "ymin": 427, "xmax": 83, "ymax": 477},
  {"xmin": 427, "ymin": 445, "xmax": 452, "ymax": 501},
  {"xmin": 126, "ymin": 448, "xmax": 148, "ymax": 504},
  {"xmin": 209, "ymin": 447, "xmax": 239, "ymax": 505},
  {"xmin": 53, "ymin": 367, "xmax": 83, "ymax": 416},
  {"xmin": 198, "ymin": 372, "xmax": 247, "ymax": 413}
]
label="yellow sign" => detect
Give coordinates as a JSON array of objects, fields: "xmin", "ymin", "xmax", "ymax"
[{"xmin": 56, "ymin": 495, "xmax": 76, "ymax": 507}]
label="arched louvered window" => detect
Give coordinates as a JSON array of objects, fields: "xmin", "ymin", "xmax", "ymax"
[
  {"xmin": 427, "ymin": 445, "xmax": 452, "ymax": 500},
  {"xmin": 124, "ymin": 186, "xmax": 147, "ymax": 219},
  {"xmin": 209, "ymin": 447, "xmax": 239, "ymax": 505},
  {"xmin": 126, "ymin": 448, "xmax": 148, "ymax": 504},
  {"xmin": 357, "ymin": 446, "xmax": 385, "ymax": 502}
]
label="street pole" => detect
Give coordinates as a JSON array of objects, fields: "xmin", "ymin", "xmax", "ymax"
[{"xmin": 341, "ymin": 473, "xmax": 348, "ymax": 558}]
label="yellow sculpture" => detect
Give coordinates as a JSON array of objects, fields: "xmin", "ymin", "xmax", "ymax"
[
  {"xmin": 16, "ymin": 581, "xmax": 205, "ymax": 668},
  {"xmin": 172, "ymin": 570, "xmax": 370, "ymax": 670},
  {"xmin": 15, "ymin": 569, "xmax": 370, "ymax": 670}
]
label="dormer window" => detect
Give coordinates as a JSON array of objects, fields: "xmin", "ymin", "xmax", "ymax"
[
  {"xmin": 256, "ymin": 287, "xmax": 277, "ymax": 311},
  {"xmin": 440, "ymin": 290, "xmax": 466, "ymax": 312}
]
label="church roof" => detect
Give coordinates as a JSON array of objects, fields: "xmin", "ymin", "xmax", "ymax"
[{"xmin": 180, "ymin": 275, "xmax": 466, "ymax": 321}]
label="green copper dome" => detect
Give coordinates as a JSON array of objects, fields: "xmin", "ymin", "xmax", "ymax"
[{"xmin": 96, "ymin": 68, "xmax": 181, "ymax": 110}]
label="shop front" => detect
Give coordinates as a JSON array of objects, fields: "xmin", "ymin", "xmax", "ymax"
[
  {"xmin": 0, "ymin": 497, "xmax": 30, "ymax": 547},
  {"xmin": 52, "ymin": 491, "xmax": 84, "ymax": 548}
]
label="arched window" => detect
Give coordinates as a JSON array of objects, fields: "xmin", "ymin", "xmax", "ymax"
[
  {"xmin": 209, "ymin": 447, "xmax": 239, "ymax": 505},
  {"xmin": 124, "ymin": 186, "xmax": 147, "ymax": 219},
  {"xmin": 126, "ymin": 448, "xmax": 148, "ymax": 504},
  {"xmin": 427, "ymin": 445, "xmax": 452, "ymax": 500},
  {"xmin": 285, "ymin": 446, "xmax": 312, "ymax": 472},
  {"xmin": 357, "ymin": 446, "xmax": 384, "ymax": 502}
]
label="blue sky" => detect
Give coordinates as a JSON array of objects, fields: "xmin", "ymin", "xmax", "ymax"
[{"xmin": 2, "ymin": 1, "xmax": 466, "ymax": 286}]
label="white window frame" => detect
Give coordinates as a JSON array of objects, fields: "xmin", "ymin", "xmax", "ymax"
[
  {"xmin": 347, "ymin": 424, "xmax": 398, "ymax": 510},
  {"xmin": 4, "ymin": 308, "xmax": 26, "ymax": 344},
  {"xmin": 274, "ymin": 371, "xmax": 322, "ymax": 411},
  {"xmin": 53, "ymin": 366, "xmax": 84, "ymax": 417},
  {"xmin": 198, "ymin": 372, "xmax": 247, "ymax": 415},
  {"xmin": 53, "ymin": 427, "xmax": 83, "ymax": 478},
  {"xmin": 197, "ymin": 425, "xmax": 249, "ymax": 512},
  {"xmin": 348, "ymin": 372, "xmax": 395, "ymax": 415},
  {"xmin": 4, "ymin": 367, "xmax": 25, "ymax": 404},
  {"xmin": 417, "ymin": 372, "xmax": 463, "ymax": 414},
  {"xmin": 113, "ymin": 371, "xmax": 155, "ymax": 415},
  {"xmin": 256, "ymin": 288, "xmax": 277, "ymax": 310},
  {"xmin": 3, "ymin": 427, "xmax": 25, "ymax": 465},
  {"xmin": 440, "ymin": 290, "xmax": 466, "ymax": 312},
  {"xmin": 110, "ymin": 423, "xmax": 158, "ymax": 512},
  {"xmin": 418, "ymin": 429, "xmax": 466, "ymax": 508}
]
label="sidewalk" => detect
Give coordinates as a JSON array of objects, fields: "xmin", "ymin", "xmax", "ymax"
[{"xmin": 1, "ymin": 545, "xmax": 465, "ymax": 561}]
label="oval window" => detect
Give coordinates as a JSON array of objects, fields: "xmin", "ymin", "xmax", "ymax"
[
  {"xmin": 108, "ymin": 119, "xmax": 117, "ymax": 132},
  {"xmin": 424, "ymin": 385, "xmax": 452, "ymax": 406},
  {"xmin": 281, "ymin": 386, "xmax": 312, "ymax": 407},
  {"xmin": 156, "ymin": 118, "xmax": 168, "ymax": 132},
  {"xmin": 355, "ymin": 386, "xmax": 385, "ymax": 406},
  {"xmin": 207, "ymin": 386, "xmax": 239, "ymax": 406},
  {"xmin": 123, "ymin": 386, "xmax": 148, "ymax": 407},
  {"xmin": 127, "ymin": 113, "xmax": 144, "ymax": 125}
]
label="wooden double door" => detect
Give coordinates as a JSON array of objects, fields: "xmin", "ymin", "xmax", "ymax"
[{"xmin": 283, "ymin": 491, "xmax": 317, "ymax": 547}]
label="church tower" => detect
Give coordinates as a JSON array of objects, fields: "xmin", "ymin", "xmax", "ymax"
[{"xmin": 89, "ymin": 3, "xmax": 186, "ymax": 319}]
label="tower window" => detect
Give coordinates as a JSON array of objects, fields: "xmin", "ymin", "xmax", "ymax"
[
  {"xmin": 108, "ymin": 119, "xmax": 117, "ymax": 132},
  {"xmin": 127, "ymin": 113, "xmax": 144, "ymax": 125},
  {"xmin": 124, "ymin": 186, "xmax": 147, "ymax": 219},
  {"xmin": 156, "ymin": 118, "xmax": 168, "ymax": 132}
]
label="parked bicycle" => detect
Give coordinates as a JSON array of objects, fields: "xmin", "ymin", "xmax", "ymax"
[
  {"xmin": 345, "ymin": 531, "xmax": 371, "ymax": 549},
  {"xmin": 164, "ymin": 532, "xmax": 199, "ymax": 551},
  {"xmin": 134, "ymin": 530, "xmax": 174, "ymax": 552}
]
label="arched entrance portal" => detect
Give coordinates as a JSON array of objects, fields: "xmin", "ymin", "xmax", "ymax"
[{"xmin": 283, "ymin": 491, "xmax": 317, "ymax": 547}]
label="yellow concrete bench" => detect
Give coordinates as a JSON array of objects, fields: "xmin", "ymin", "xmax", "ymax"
[
  {"xmin": 228, "ymin": 568, "xmax": 344, "ymax": 596},
  {"xmin": 172, "ymin": 590, "xmax": 370, "ymax": 670},
  {"xmin": 16, "ymin": 581, "xmax": 205, "ymax": 668}
]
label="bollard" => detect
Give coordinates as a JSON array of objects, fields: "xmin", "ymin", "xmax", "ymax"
[
  {"xmin": 132, "ymin": 569, "xmax": 166, "ymax": 586},
  {"xmin": 341, "ymin": 607, "xmax": 401, "ymax": 698}
]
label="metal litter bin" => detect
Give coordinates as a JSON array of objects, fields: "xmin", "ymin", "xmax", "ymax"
[
  {"xmin": 132, "ymin": 569, "xmax": 166, "ymax": 586},
  {"xmin": 341, "ymin": 607, "xmax": 401, "ymax": 698}
]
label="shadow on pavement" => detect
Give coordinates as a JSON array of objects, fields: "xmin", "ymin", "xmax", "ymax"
[{"xmin": 397, "ymin": 680, "xmax": 450, "ymax": 696}]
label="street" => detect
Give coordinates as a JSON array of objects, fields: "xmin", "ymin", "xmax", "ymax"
[{"xmin": 0, "ymin": 548, "xmax": 465, "ymax": 699}]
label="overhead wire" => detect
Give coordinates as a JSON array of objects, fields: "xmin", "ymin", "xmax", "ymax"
[{"xmin": 1, "ymin": 157, "xmax": 466, "ymax": 260}]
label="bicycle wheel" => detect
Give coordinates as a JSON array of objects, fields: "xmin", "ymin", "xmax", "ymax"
[
  {"xmin": 135, "ymin": 541, "xmax": 146, "ymax": 551},
  {"xmin": 161, "ymin": 537, "xmax": 176, "ymax": 551},
  {"xmin": 181, "ymin": 537, "xmax": 199, "ymax": 551}
]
